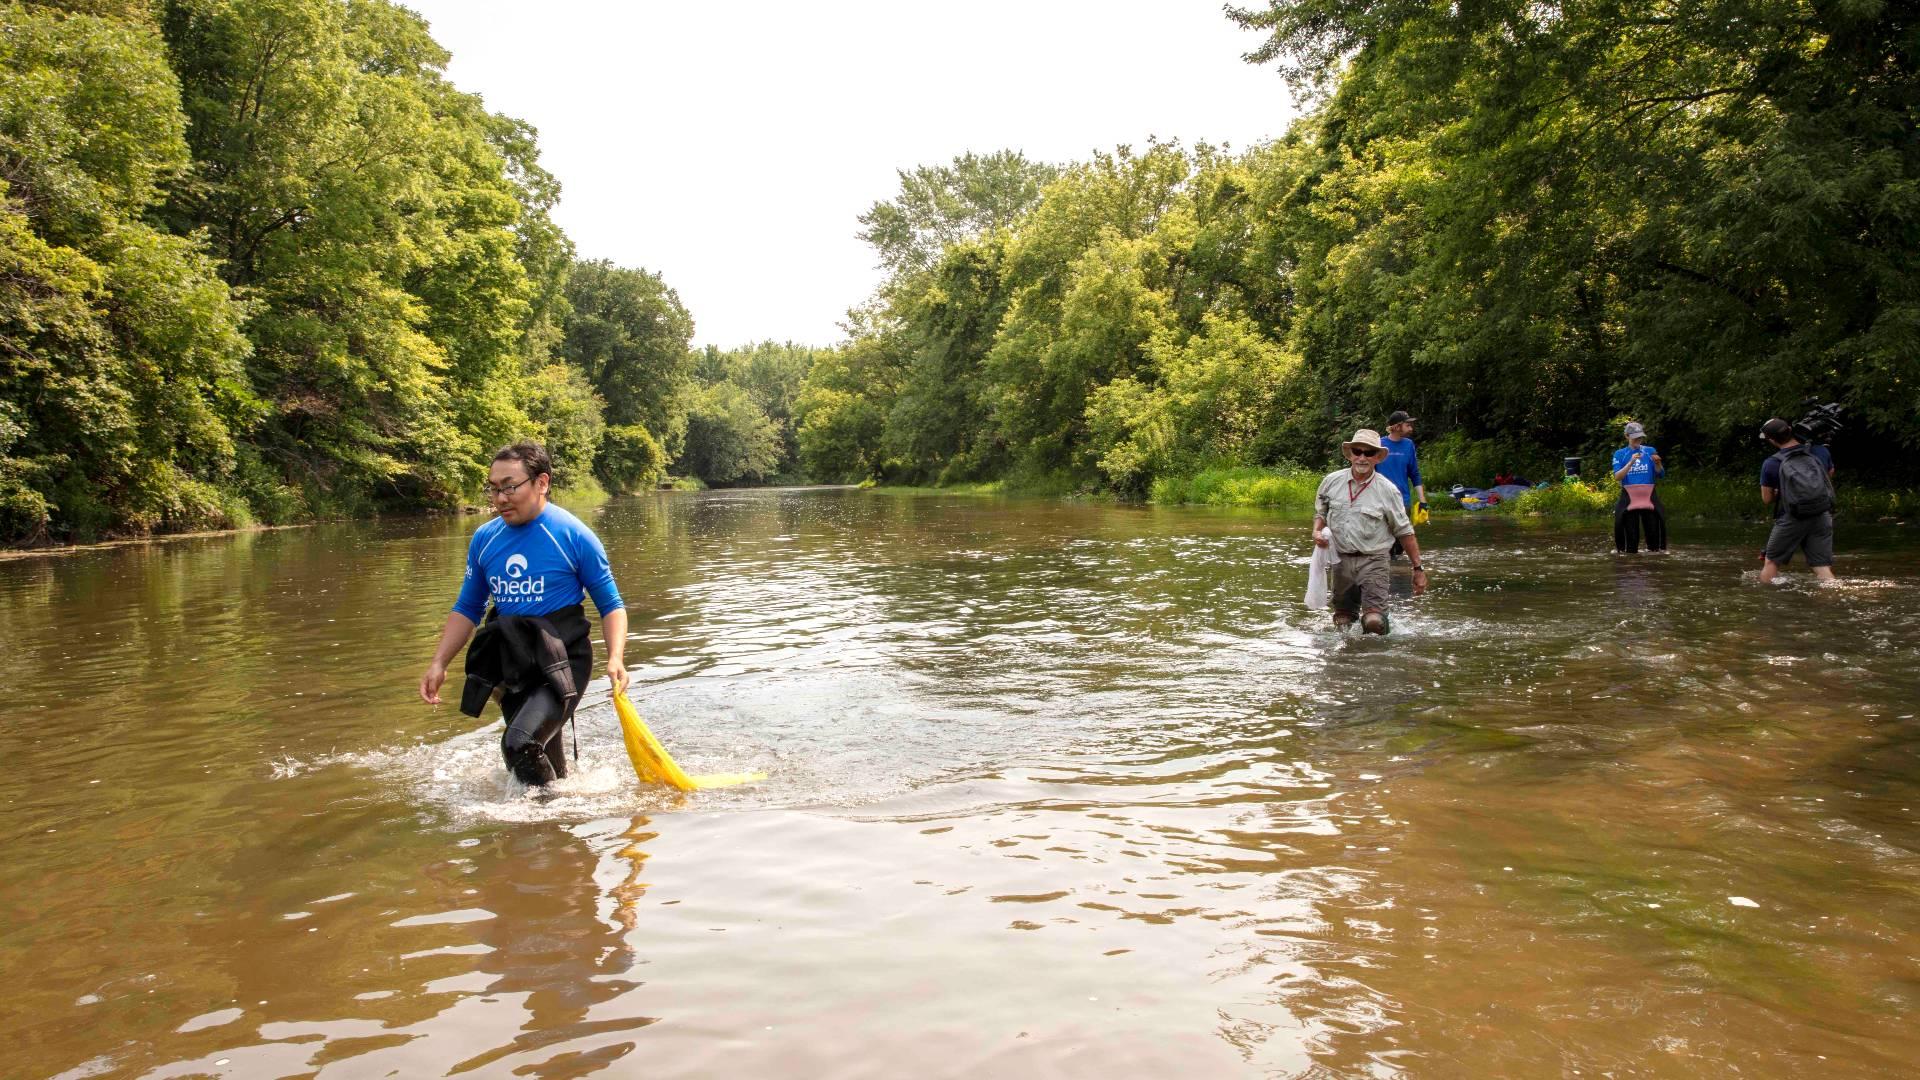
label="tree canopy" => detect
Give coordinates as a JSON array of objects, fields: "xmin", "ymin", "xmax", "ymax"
[
  {"xmin": 0, "ymin": 0, "xmax": 717, "ymax": 540},
  {"xmin": 801, "ymin": 2, "xmax": 1919, "ymax": 493},
  {"xmin": 4, "ymin": 0, "xmax": 1915, "ymax": 541}
]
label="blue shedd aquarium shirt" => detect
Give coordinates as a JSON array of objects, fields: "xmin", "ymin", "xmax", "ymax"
[
  {"xmin": 1611, "ymin": 445, "xmax": 1666, "ymax": 486},
  {"xmin": 452, "ymin": 505, "xmax": 624, "ymax": 623},
  {"xmin": 1377, "ymin": 436, "xmax": 1422, "ymax": 506}
]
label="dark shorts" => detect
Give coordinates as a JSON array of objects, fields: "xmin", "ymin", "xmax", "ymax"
[
  {"xmin": 1331, "ymin": 551, "xmax": 1391, "ymax": 615},
  {"xmin": 1764, "ymin": 511, "xmax": 1834, "ymax": 568}
]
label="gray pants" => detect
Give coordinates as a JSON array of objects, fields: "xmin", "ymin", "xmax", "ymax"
[
  {"xmin": 1331, "ymin": 551, "xmax": 1391, "ymax": 616},
  {"xmin": 1764, "ymin": 511, "xmax": 1834, "ymax": 568}
]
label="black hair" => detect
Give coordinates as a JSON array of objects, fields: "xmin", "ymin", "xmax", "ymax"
[{"xmin": 492, "ymin": 441, "xmax": 553, "ymax": 480}]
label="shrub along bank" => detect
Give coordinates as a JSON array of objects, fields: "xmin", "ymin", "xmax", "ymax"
[{"xmin": 1147, "ymin": 466, "xmax": 1920, "ymax": 521}]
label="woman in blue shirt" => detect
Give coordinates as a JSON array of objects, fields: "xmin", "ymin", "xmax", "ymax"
[{"xmin": 1610, "ymin": 421, "xmax": 1668, "ymax": 552}]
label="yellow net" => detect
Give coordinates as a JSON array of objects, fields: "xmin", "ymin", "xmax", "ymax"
[{"xmin": 614, "ymin": 689, "xmax": 765, "ymax": 791}]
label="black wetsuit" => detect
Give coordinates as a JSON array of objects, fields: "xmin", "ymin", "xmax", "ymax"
[
  {"xmin": 1613, "ymin": 488, "xmax": 1668, "ymax": 553},
  {"xmin": 1610, "ymin": 445, "xmax": 1667, "ymax": 553},
  {"xmin": 460, "ymin": 605, "xmax": 592, "ymax": 785}
]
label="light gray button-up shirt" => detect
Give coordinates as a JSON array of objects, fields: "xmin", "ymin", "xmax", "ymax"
[{"xmin": 1316, "ymin": 468, "xmax": 1414, "ymax": 555}]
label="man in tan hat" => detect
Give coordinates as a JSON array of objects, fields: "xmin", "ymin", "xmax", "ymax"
[{"xmin": 1313, "ymin": 428, "xmax": 1428, "ymax": 633}]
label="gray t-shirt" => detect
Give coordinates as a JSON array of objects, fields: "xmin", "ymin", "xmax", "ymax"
[{"xmin": 1316, "ymin": 468, "xmax": 1414, "ymax": 554}]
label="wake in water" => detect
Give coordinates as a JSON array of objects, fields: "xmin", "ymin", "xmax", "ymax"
[
  {"xmin": 270, "ymin": 690, "xmax": 793, "ymax": 822},
  {"xmin": 268, "ymin": 678, "xmax": 986, "ymax": 822}
]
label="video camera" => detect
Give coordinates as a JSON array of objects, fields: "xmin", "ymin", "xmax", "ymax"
[{"xmin": 1793, "ymin": 401, "xmax": 1844, "ymax": 444}]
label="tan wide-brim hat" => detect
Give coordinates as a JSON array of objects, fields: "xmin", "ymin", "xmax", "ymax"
[{"xmin": 1341, "ymin": 428, "xmax": 1387, "ymax": 453}]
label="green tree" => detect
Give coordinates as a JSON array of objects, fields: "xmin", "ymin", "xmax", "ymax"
[
  {"xmin": 880, "ymin": 238, "xmax": 1012, "ymax": 482},
  {"xmin": 793, "ymin": 321, "xmax": 905, "ymax": 483},
  {"xmin": 857, "ymin": 150, "xmax": 1059, "ymax": 279},
  {"xmin": 1232, "ymin": 0, "xmax": 1920, "ymax": 470},
  {"xmin": 598, "ymin": 423, "xmax": 666, "ymax": 493},
  {"xmin": 560, "ymin": 257, "xmax": 695, "ymax": 454},
  {"xmin": 159, "ymin": 0, "xmax": 559, "ymax": 507},
  {"xmin": 519, "ymin": 362, "xmax": 604, "ymax": 489},
  {"xmin": 1085, "ymin": 313, "xmax": 1297, "ymax": 495},
  {"xmin": 676, "ymin": 381, "xmax": 780, "ymax": 486},
  {"xmin": 692, "ymin": 340, "xmax": 820, "ymax": 478},
  {"xmin": 0, "ymin": 2, "xmax": 258, "ymax": 541},
  {"xmin": 795, "ymin": 384, "xmax": 884, "ymax": 483},
  {"xmin": 983, "ymin": 142, "xmax": 1198, "ymax": 477}
]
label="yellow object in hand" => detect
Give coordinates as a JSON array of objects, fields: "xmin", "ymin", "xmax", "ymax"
[
  {"xmin": 1412, "ymin": 502, "xmax": 1431, "ymax": 526},
  {"xmin": 614, "ymin": 689, "xmax": 765, "ymax": 791}
]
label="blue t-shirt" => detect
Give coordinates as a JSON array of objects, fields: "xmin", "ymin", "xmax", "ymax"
[
  {"xmin": 1611, "ymin": 444, "xmax": 1665, "ymax": 485},
  {"xmin": 1760, "ymin": 444, "xmax": 1834, "ymax": 518},
  {"xmin": 452, "ymin": 504, "xmax": 624, "ymax": 623},
  {"xmin": 1377, "ymin": 436, "xmax": 1422, "ymax": 505}
]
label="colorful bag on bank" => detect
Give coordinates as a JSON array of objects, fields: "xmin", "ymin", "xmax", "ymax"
[{"xmin": 614, "ymin": 689, "xmax": 764, "ymax": 791}]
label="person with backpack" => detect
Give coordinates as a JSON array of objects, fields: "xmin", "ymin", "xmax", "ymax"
[{"xmin": 1758, "ymin": 417, "xmax": 1836, "ymax": 583}]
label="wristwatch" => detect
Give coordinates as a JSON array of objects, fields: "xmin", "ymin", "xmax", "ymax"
[{"xmin": 1410, "ymin": 563, "xmax": 1425, "ymax": 572}]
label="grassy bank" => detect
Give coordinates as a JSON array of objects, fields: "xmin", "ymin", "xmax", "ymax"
[
  {"xmin": 1148, "ymin": 466, "xmax": 1322, "ymax": 511},
  {"xmin": 1149, "ymin": 466, "xmax": 1920, "ymax": 521},
  {"xmin": 863, "ymin": 482, "xmax": 1009, "ymax": 496},
  {"xmin": 1496, "ymin": 475, "xmax": 1920, "ymax": 520},
  {"xmin": 863, "ymin": 465, "xmax": 1084, "ymax": 499}
]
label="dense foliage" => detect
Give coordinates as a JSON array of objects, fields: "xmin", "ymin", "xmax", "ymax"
[
  {"xmin": 1, "ymin": 1, "xmax": 258, "ymax": 540},
  {"xmin": 804, "ymin": 1, "xmax": 1919, "ymax": 495},
  {"xmin": 0, "ymin": 0, "xmax": 705, "ymax": 541},
  {"xmin": 5, "ymin": 0, "xmax": 1915, "ymax": 540},
  {"xmin": 680, "ymin": 341, "xmax": 816, "ymax": 485}
]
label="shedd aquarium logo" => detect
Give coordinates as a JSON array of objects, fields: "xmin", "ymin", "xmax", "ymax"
[{"xmin": 491, "ymin": 553, "xmax": 545, "ymax": 598}]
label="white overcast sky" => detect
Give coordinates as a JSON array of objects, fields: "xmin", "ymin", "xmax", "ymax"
[{"xmin": 402, "ymin": 1, "xmax": 1298, "ymax": 348}]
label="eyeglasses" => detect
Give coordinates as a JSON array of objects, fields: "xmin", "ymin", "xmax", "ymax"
[
  {"xmin": 1349, "ymin": 447, "xmax": 1383, "ymax": 458},
  {"xmin": 483, "ymin": 476, "xmax": 533, "ymax": 500}
]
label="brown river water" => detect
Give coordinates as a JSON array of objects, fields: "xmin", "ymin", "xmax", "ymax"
[{"xmin": 5, "ymin": 489, "xmax": 1919, "ymax": 1079}]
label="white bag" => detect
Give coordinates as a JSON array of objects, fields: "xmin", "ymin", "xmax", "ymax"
[{"xmin": 1304, "ymin": 529, "xmax": 1339, "ymax": 610}]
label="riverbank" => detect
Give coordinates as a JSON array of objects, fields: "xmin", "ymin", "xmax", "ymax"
[
  {"xmin": 0, "ymin": 478, "xmax": 647, "ymax": 557},
  {"xmin": 862, "ymin": 481, "xmax": 1015, "ymax": 497},
  {"xmin": 1146, "ymin": 465, "xmax": 1919, "ymax": 522},
  {"xmin": 53, "ymin": 469, "xmax": 1887, "ymax": 558},
  {"xmin": 0, "ymin": 521, "xmax": 322, "ymax": 561}
]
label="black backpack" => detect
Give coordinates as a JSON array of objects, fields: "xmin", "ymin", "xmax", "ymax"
[{"xmin": 1776, "ymin": 446, "xmax": 1833, "ymax": 519}]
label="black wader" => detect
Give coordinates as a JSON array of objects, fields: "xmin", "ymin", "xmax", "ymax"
[{"xmin": 1613, "ymin": 489, "xmax": 1668, "ymax": 553}]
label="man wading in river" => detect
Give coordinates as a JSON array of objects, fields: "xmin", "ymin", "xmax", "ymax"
[
  {"xmin": 1757, "ymin": 417, "xmax": 1837, "ymax": 584},
  {"xmin": 1314, "ymin": 429, "xmax": 1428, "ymax": 634},
  {"xmin": 418, "ymin": 442, "xmax": 629, "ymax": 787},
  {"xmin": 1377, "ymin": 410, "xmax": 1428, "ymax": 561}
]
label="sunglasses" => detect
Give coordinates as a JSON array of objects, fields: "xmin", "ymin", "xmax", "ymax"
[{"xmin": 1348, "ymin": 447, "xmax": 1383, "ymax": 458}]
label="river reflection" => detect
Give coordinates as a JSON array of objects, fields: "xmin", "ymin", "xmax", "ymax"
[{"xmin": 5, "ymin": 489, "xmax": 1919, "ymax": 1078}]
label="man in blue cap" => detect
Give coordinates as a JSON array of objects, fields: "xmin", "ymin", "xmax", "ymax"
[
  {"xmin": 1758, "ymin": 417, "xmax": 1836, "ymax": 582},
  {"xmin": 1376, "ymin": 411, "xmax": 1427, "ymax": 559}
]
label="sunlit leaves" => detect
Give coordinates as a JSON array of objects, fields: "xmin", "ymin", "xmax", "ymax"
[{"xmin": 560, "ymin": 257, "xmax": 694, "ymax": 459}]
